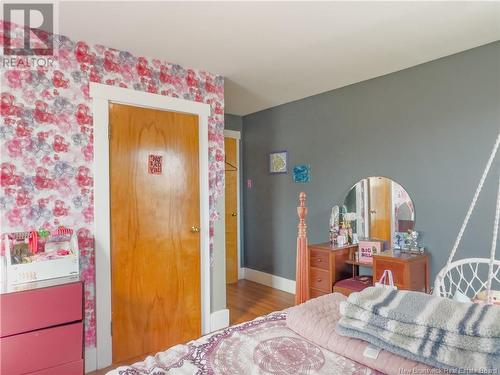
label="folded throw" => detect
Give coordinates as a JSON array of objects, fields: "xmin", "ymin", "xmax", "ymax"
[
  {"xmin": 286, "ymin": 293, "xmax": 435, "ymax": 375},
  {"xmin": 340, "ymin": 302, "xmax": 500, "ymax": 354},
  {"xmin": 344, "ymin": 286, "xmax": 500, "ymax": 338},
  {"xmin": 337, "ymin": 286, "xmax": 500, "ymax": 371},
  {"xmin": 337, "ymin": 315, "xmax": 500, "ymax": 371}
]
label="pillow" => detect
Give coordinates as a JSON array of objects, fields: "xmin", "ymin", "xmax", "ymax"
[{"xmin": 453, "ymin": 290, "xmax": 471, "ymax": 303}]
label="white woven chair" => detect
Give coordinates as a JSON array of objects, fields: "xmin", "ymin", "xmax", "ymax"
[
  {"xmin": 434, "ymin": 258, "xmax": 500, "ymax": 299},
  {"xmin": 433, "ymin": 133, "xmax": 500, "ymax": 303}
]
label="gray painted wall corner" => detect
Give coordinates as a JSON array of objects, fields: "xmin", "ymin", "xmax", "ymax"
[
  {"xmin": 241, "ymin": 41, "xmax": 500, "ymax": 282},
  {"xmin": 225, "ymin": 114, "xmax": 243, "ymax": 132}
]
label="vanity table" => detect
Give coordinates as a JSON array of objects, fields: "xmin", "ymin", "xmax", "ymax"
[
  {"xmin": 308, "ymin": 243, "xmax": 357, "ymax": 298},
  {"xmin": 307, "ymin": 243, "xmax": 430, "ymax": 299},
  {"xmin": 299, "ymin": 175, "xmax": 429, "ymax": 301}
]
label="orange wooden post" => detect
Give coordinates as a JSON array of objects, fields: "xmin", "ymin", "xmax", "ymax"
[{"xmin": 295, "ymin": 192, "xmax": 310, "ymax": 304}]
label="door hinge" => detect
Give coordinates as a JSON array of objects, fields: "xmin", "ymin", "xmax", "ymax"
[
  {"xmin": 108, "ymin": 124, "xmax": 111, "ymax": 140},
  {"xmin": 110, "ymin": 321, "xmax": 113, "ymax": 336}
]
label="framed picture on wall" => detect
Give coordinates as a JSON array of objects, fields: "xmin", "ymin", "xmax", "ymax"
[
  {"xmin": 269, "ymin": 151, "xmax": 288, "ymax": 174},
  {"xmin": 293, "ymin": 164, "xmax": 311, "ymax": 183}
]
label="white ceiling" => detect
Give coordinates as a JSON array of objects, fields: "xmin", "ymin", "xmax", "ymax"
[{"xmin": 59, "ymin": 1, "xmax": 500, "ymax": 116}]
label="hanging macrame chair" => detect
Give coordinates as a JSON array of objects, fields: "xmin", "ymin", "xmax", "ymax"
[{"xmin": 433, "ymin": 133, "xmax": 500, "ymax": 303}]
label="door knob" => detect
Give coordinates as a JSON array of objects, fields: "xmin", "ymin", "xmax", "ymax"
[
  {"xmin": 191, "ymin": 226, "xmax": 200, "ymax": 233},
  {"xmin": 231, "ymin": 212, "xmax": 237, "ymax": 217},
  {"xmin": 369, "ymin": 210, "xmax": 377, "ymax": 214}
]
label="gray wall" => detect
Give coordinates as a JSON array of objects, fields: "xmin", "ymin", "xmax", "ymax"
[
  {"xmin": 242, "ymin": 41, "xmax": 500, "ymax": 282},
  {"xmin": 225, "ymin": 114, "xmax": 243, "ymax": 131}
]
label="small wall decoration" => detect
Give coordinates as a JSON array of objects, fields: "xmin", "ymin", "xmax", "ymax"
[
  {"xmin": 293, "ymin": 164, "xmax": 311, "ymax": 183},
  {"xmin": 148, "ymin": 154, "xmax": 163, "ymax": 175},
  {"xmin": 269, "ymin": 151, "xmax": 288, "ymax": 174}
]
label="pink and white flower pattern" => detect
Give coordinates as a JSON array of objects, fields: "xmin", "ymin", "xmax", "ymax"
[
  {"xmin": 108, "ymin": 313, "xmax": 382, "ymax": 375},
  {"xmin": 0, "ymin": 21, "xmax": 224, "ymax": 348}
]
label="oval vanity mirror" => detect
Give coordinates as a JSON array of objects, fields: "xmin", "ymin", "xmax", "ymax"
[{"xmin": 343, "ymin": 176, "xmax": 415, "ymax": 249}]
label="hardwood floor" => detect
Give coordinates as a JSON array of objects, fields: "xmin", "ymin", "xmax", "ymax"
[
  {"xmin": 88, "ymin": 279, "xmax": 294, "ymax": 374},
  {"xmin": 227, "ymin": 279, "xmax": 294, "ymax": 324}
]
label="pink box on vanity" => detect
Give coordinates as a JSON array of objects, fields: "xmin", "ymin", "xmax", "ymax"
[
  {"xmin": 0, "ymin": 276, "xmax": 84, "ymax": 375},
  {"xmin": 358, "ymin": 239, "xmax": 385, "ymax": 263}
]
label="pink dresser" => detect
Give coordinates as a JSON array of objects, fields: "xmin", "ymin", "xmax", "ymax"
[{"xmin": 0, "ymin": 277, "xmax": 84, "ymax": 374}]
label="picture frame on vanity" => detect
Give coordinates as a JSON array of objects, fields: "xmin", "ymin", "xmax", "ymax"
[{"xmin": 269, "ymin": 150, "xmax": 288, "ymax": 174}]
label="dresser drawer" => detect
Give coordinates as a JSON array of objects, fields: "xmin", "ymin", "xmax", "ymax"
[
  {"xmin": 27, "ymin": 359, "xmax": 83, "ymax": 375},
  {"xmin": 310, "ymin": 268, "xmax": 330, "ymax": 292},
  {"xmin": 0, "ymin": 282, "xmax": 82, "ymax": 337},
  {"xmin": 1, "ymin": 322, "xmax": 83, "ymax": 375},
  {"xmin": 309, "ymin": 248, "xmax": 329, "ymax": 270}
]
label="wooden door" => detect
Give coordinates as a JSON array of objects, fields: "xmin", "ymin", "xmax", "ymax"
[
  {"xmin": 368, "ymin": 177, "xmax": 391, "ymax": 242},
  {"xmin": 110, "ymin": 103, "xmax": 201, "ymax": 363},
  {"xmin": 224, "ymin": 137, "xmax": 238, "ymax": 284}
]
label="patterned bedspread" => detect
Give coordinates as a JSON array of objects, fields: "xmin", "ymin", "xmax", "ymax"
[{"xmin": 107, "ymin": 312, "xmax": 381, "ymax": 375}]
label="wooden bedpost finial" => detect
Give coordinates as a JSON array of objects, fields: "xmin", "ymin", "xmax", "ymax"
[{"xmin": 299, "ymin": 192, "xmax": 306, "ymax": 207}]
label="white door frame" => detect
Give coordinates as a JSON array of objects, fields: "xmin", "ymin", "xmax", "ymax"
[
  {"xmin": 90, "ymin": 83, "xmax": 211, "ymax": 370},
  {"xmin": 223, "ymin": 130, "xmax": 243, "ymax": 280}
]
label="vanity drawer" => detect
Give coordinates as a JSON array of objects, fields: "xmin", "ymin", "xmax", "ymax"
[
  {"xmin": 310, "ymin": 268, "xmax": 330, "ymax": 292},
  {"xmin": 310, "ymin": 288, "xmax": 328, "ymax": 299},
  {"xmin": 0, "ymin": 281, "xmax": 83, "ymax": 337},
  {"xmin": 0, "ymin": 322, "xmax": 83, "ymax": 375},
  {"xmin": 373, "ymin": 260, "xmax": 405, "ymax": 286},
  {"xmin": 309, "ymin": 248, "xmax": 329, "ymax": 270}
]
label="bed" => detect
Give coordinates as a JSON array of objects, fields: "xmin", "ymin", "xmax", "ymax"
[
  {"xmin": 107, "ymin": 311, "xmax": 381, "ymax": 375},
  {"xmin": 107, "ymin": 192, "xmax": 499, "ymax": 375},
  {"xmin": 107, "ymin": 193, "xmax": 383, "ymax": 374}
]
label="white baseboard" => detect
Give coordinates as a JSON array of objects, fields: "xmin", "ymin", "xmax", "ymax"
[
  {"xmin": 242, "ymin": 268, "xmax": 296, "ymax": 294},
  {"xmin": 85, "ymin": 346, "xmax": 97, "ymax": 373},
  {"xmin": 210, "ymin": 309, "xmax": 230, "ymax": 332}
]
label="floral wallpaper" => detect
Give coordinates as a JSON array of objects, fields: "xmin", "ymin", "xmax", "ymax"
[{"xmin": 0, "ymin": 21, "xmax": 225, "ymax": 348}]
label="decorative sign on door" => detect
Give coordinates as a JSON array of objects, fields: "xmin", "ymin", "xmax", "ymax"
[{"xmin": 148, "ymin": 154, "xmax": 163, "ymax": 175}]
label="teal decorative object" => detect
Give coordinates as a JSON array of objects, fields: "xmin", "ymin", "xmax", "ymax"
[{"xmin": 293, "ymin": 164, "xmax": 310, "ymax": 183}]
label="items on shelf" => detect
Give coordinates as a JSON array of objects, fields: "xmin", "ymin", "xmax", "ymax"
[
  {"xmin": 2, "ymin": 227, "xmax": 79, "ymax": 285},
  {"xmin": 329, "ymin": 205, "xmax": 340, "ymax": 245},
  {"xmin": 330, "ymin": 205, "xmax": 358, "ymax": 246},
  {"xmin": 399, "ymin": 230, "xmax": 425, "ymax": 254}
]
